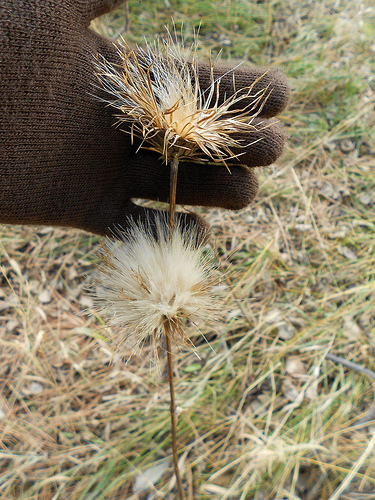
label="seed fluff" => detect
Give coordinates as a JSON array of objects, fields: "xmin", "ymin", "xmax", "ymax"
[{"xmin": 92, "ymin": 216, "xmax": 220, "ymax": 358}]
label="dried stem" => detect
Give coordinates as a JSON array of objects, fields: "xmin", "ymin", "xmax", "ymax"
[
  {"xmin": 165, "ymin": 155, "xmax": 185, "ymax": 498},
  {"xmin": 169, "ymin": 155, "xmax": 179, "ymax": 239},
  {"xmin": 165, "ymin": 321, "xmax": 186, "ymax": 500}
]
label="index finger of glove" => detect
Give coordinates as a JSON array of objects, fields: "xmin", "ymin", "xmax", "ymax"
[
  {"xmin": 197, "ymin": 63, "xmax": 290, "ymax": 118},
  {"xmin": 128, "ymin": 152, "xmax": 260, "ymax": 212},
  {"xmin": 76, "ymin": 0, "xmax": 126, "ymax": 24},
  {"xmin": 226, "ymin": 117, "xmax": 287, "ymax": 168}
]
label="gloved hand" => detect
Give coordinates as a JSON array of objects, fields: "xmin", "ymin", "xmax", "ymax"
[{"xmin": 0, "ymin": 0, "xmax": 290, "ymax": 236}]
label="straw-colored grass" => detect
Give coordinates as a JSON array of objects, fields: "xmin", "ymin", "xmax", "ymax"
[{"xmin": 1, "ymin": 0, "xmax": 375, "ymax": 498}]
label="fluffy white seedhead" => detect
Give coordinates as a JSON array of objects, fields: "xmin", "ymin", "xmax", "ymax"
[
  {"xmin": 94, "ymin": 33, "xmax": 269, "ymax": 163},
  {"xmin": 92, "ymin": 217, "xmax": 220, "ymax": 356}
]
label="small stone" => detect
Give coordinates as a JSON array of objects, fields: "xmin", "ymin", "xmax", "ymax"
[
  {"xmin": 358, "ymin": 192, "xmax": 375, "ymax": 206},
  {"xmin": 294, "ymin": 223, "xmax": 312, "ymax": 232},
  {"xmin": 320, "ymin": 182, "xmax": 339, "ymax": 200},
  {"xmin": 8, "ymin": 294, "xmax": 20, "ymax": 305},
  {"xmin": 339, "ymin": 139, "xmax": 355, "ymax": 153},
  {"xmin": 80, "ymin": 295, "xmax": 94, "ymax": 308},
  {"xmin": 219, "ymin": 38, "xmax": 232, "ymax": 46},
  {"xmin": 30, "ymin": 382, "xmax": 43, "ymax": 394},
  {"xmin": 23, "ymin": 382, "xmax": 44, "ymax": 395},
  {"xmin": 264, "ymin": 308, "xmax": 282, "ymax": 323},
  {"xmin": 38, "ymin": 289, "xmax": 51, "ymax": 303},
  {"xmin": 6, "ymin": 319, "xmax": 19, "ymax": 332},
  {"xmin": 278, "ymin": 322, "xmax": 295, "ymax": 340},
  {"xmin": 249, "ymin": 398, "xmax": 264, "ymax": 416}
]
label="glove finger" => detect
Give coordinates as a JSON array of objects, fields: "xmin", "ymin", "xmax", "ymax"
[
  {"xmin": 128, "ymin": 118, "xmax": 287, "ymax": 170},
  {"xmin": 197, "ymin": 63, "xmax": 290, "ymax": 118},
  {"xmin": 94, "ymin": 40, "xmax": 288, "ymax": 119},
  {"xmin": 77, "ymin": 0, "xmax": 126, "ymax": 23},
  {"xmin": 129, "ymin": 153, "xmax": 259, "ymax": 211},
  {"xmin": 227, "ymin": 117, "xmax": 287, "ymax": 168}
]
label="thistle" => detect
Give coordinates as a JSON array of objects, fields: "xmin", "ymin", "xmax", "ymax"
[
  {"xmin": 93, "ymin": 32, "xmax": 268, "ymax": 498},
  {"xmin": 94, "ymin": 36, "xmax": 268, "ymax": 164},
  {"xmin": 93, "ymin": 216, "xmax": 219, "ymax": 497}
]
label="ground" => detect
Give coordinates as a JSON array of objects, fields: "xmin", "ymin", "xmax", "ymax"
[{"xmin": 1, "ymin": 0, "xmax": 375, "ymax": 499}]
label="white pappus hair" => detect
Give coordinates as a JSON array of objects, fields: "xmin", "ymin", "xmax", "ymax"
[{"xmin": 92, "ymin": 216, "xmax": 221, "ymax": 356}]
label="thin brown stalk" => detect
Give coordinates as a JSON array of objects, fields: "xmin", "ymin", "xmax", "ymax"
[
  {"xmin": 169, "ymin": 155, "xmax": 179, "ymax": 239},
  {"xmin": 165, "ymin": 320, "xmax": 186, "ymax": 500},
  {"xmin": 165, "ymin": 155, "xmax": 185, "ymax": 499}
]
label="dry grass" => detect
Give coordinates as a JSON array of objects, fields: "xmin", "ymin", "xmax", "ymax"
[{"xmin": 1, "ymin": 0, "xmax": 375, "ymax": 498}]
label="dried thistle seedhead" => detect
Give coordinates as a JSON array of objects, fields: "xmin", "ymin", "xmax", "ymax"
[
  {"xmin": 94, "ymin": 34, "xmax": 269, "ymax": 164},
  {"xmin": 92, "ymin": 216, "xmax": 221, "ymax": 358}
]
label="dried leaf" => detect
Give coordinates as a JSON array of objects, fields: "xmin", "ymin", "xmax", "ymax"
[
  {"xmin": 202, "ymin": 484, "xmax": 229, "ymax": 494},
  {"xmin": 278, "ymin": 322, "xmax": 295, "ymax": 340},
  {"xmin": 285, "ymin": 357, "xmax": 306, "ymax": 376},
  {"xmin": 133, "ymin": 460, "xmax": 170, "ymax": 493},
  {"xmin": 343, "ymin": 316, "xmax": 362, "ymax": 339},
  {"xmin": 294, "ymin": 223, "xmax": 312, "ymax": 232},
  {"xmin": 337, "ymin": 245, "xmax": 357, "ymax": 260},
  {"xmin": 305, "ymin": 366, "xmax": 321, "ymax": 401},
  {"xmin": 282, "ymin": 378, "xmax": 300, "ymax": 402},
  {"xmin": 183, "ymin": 363, "xmax": 202, "ymax": 373}
]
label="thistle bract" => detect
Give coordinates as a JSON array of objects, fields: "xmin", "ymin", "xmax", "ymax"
[{"xmin": 94, "ymin": 35, "xmax": 268, "ymax": 164}]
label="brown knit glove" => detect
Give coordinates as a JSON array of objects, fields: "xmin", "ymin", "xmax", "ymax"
[{"xmin": 0, "ymin": 0, "xmax": 290, "ymax": 236}]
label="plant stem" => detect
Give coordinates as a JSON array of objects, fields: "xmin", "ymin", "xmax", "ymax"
[
  {"xmin": 165, "ymin": 321, "xmax": 186, "ymax": 500},
  {"xmin": 166, "ymin": 155, "xmax": 185, "ymax": 499},
  {"xmin": 169, "ymin": 155, "xmax": 179, "ymax": 239}
]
